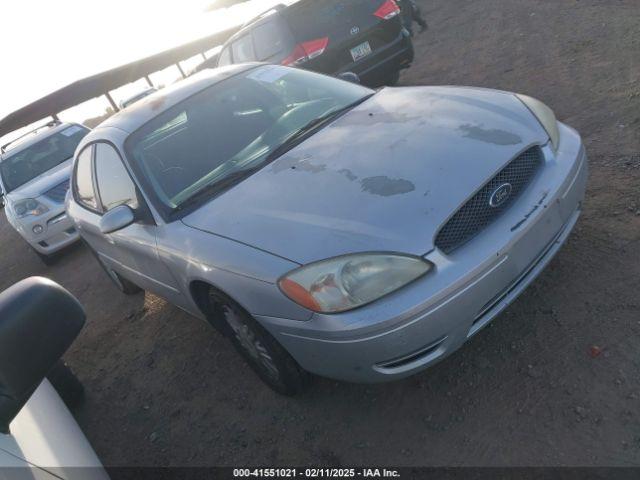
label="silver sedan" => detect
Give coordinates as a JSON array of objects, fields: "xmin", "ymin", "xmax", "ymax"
[{"xmin": 67, "ymin": 64, "xmax": 587, "ymax": 394}]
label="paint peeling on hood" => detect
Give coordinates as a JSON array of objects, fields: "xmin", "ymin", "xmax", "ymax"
[
  {"xmin": 459, "ymin": 124, "xmax": 523, "ymax": 145},
  {"xmin": 360, "ymin": 176, "xmax": 416, "ymax": 197},
  {"xmin": 183, "ymin": 86, "xmax": 549, "ymax": 264}
]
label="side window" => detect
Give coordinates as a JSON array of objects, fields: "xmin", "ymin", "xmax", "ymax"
[
  {"xmin": 231, "ymin": 35, "xmax": 256, "ymax": 62},
  {"xmin": 218, "ymin": 46, "xmax": 232, "ymax": 66},
  {"xmin": 94, "ymin": 143, "xmax": 139, "ymax": 212},
  {"xmin": 74, "ymin": 146, "xmax": 98, "ymax": 210},
  {"xmin": 253, "ymin": 22, "xmax": 285, "ymax": 60}
]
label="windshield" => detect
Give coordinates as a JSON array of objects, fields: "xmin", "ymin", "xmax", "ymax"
[
  {"xmin": 0, "ymin": 125, "xmax": 89, "ymax": 193},
  {"xmin": 125, "ymin": 66, "xmax": 373, "ymax": 216}
]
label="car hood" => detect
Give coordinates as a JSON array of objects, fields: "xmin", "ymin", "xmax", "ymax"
[
  {"xmin": 182, "ymin": 86, "xmax": 549, "ymax": 264},
  {"xmin": 4, "ymin": 158, "xmax": 72, "ymax": 202}
]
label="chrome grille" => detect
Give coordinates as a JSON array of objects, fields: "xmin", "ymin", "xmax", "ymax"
[
  {"xmin": 44, "ymin": 180, "xmax": 70, "ymax": 204},
  {"xmin": 435, "ymin": 147, "xmax": 544, "ymax": 254}
]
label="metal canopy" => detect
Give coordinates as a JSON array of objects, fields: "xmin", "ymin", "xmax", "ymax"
[
  {"xmin": 205, "ymin": 0, "xmax": 253, "ymax": 10},
  {"xmin": 0, "ymin": 25, "xmax": 240, "ymax": 139}
]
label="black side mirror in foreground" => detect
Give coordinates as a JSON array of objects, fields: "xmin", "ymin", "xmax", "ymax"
[
  {"xmin": 0, "ymin": 277, "xmax": 85, "ymax": 433},
  {"xmin": 338, "ymin": 72, "xmax": 361, "ymax": 84}
]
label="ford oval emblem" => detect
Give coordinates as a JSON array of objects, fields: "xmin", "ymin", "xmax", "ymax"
[
  {"xmin": 350, "ymin": 26, "xmax": 360, "ymax": 36},
  {"xmin": 489, "ymin": 183, "xmax": 513, "ymax": 208}
]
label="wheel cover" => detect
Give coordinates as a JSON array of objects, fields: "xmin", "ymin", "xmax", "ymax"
[{"xmin": 224, "ymin": 306, "xmax": 281, "ymax": 382}]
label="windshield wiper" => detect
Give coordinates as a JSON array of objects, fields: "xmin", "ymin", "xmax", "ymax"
[
  {"xmin": 173, "ymin": 105, "xmax": 344, "ymax": 214},
  {"xmin": 175, "ymin": 166, "xmax": 261, "ymax": 212},
  {"xmin": 265, "ymin": 94, "xmax": 374, "ymax": 163},
  {"xmin": 173, "ymin": 95, "xmax": 374, "ymax": 214}
]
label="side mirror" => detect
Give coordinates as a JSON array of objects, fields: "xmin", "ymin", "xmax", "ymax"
[
  {"xmin": 338, "ymin": 72, "xmax": 361, "ymax": 84},
  {"xmin": 99, "ymin": 205, "xmax": 135, "ymax": 234},
  {"xmin": 0, "ymin": 277, "xmax": 85, "ymax": 433}
]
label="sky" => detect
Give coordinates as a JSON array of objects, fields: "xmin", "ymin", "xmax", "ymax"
[{"xmin": 0, "ymin": 0, "xmax": 285, "ymax": 142}]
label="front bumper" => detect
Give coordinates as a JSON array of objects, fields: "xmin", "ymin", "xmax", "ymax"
[
  {"xmin": 258, "ymin": 123, "xmax": 588, "ymax": 383},
  {"xmin": 16, "ymin": 207, "xmax": 80, "ymax": 255}
]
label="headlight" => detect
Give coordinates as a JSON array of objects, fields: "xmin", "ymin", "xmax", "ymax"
[
  {"xmin": 516, "ymin": 94, "xmax": 560, "ymax": 152},
  {"xmin": 278, "ymin": 253, "xmax": 432, "ymax": 313},
  {"xmin": 13, "ymin": 198, "xmax": 49, "ymax": 219}
]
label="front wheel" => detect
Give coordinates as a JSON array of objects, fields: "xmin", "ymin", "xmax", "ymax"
[
  {"xmin": 208, "ymin": 290, "xmax": 310, "ymax": 396},
  {"xmin": 36, "ymin": 250, "xmax": 56, "ymax": 266}
]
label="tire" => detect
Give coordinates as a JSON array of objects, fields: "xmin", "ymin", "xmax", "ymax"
[
  {"xmin": 106, "ymin": 268, "xmax": 143, "ymax": 295},
  {"xmin": 207, "ymin": 289, "xmax": 310, "ymax": 396},
  {"xmin": 31, "ymin": 245, "xmax": 57, "ymax": 266},
  {"xmin": 47, "ymin": 360, "xmax": 85, "ymax": 410},
  {"xmin": 386, "ymin": 70, "xmax": 401, "ymax": 86},
  {"xmin": 36, "ymin": 250, "xmax": 57, "ymax": 266},
  {"xmin": 83, "ymin": 239, "xmax": 142, "ymax": 295}
]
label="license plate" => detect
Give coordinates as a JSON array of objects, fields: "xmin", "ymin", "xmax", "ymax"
[{"xmin": 350, "ymin": 41, "xmax": 372, "ymax": 62}]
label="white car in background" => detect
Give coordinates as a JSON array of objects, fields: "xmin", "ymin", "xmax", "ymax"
[
  {"xmin": 0, "ymin": 277, "xmax": 108, "ymax": 479},
  {"xmin": 0, "ymin": 122, "xmax": 90, "ymax": 264}
]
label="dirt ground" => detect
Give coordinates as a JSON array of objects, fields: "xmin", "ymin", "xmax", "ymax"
[{"xmin": 1, "ymin": 0, "xmax": 639, "ymax": 468}]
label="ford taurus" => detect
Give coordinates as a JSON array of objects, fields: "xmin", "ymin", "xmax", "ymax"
[{"xmin": 67, "ymin": 64, "xmax": 587, "ymax": 395}]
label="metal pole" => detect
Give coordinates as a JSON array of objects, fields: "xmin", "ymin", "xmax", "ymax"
[
  {"xmin": 51, "ymin": 113, "xmax": 60, "ymax": 122},
  {"xmin": 105, "ymin": 92, "xmax": 119, "ymax": 112},
  {"xmin": 176, "ymin": 63, "xmax": 187, "ymax": 79},
  {"xmin": 145, "ymin": 75, "xmax": 154, "ymax": 88},
  {"xmin": 201, "ymin": 52, "xmax": 207, "ymax": 61}
]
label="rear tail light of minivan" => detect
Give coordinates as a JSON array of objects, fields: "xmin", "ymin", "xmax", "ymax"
[
  {"xmin": 281, "ymin": 37, "xmax": 330, "ymax": 66},
  {"xmin": 374, "ymin": 0, "xmax": 401, "ymax": 20}
]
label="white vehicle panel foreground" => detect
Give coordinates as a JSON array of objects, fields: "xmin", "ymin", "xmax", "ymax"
[
  {"xmin": 0, "ymin": 380, "xmax": 107, "ymax": 480},
  {"xmin": 0, "ymin": 278, "xmax": 108, "ymax": 479}
]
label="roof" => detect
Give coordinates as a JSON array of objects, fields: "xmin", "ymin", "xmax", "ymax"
[
  {"xmin": 241, "ymin": 3, "xmax": 287, "ymax": 27},
  {"xmin": 214, "ymin": 0, "xmax": 306, "ymax": 52},
  {"xmin": 225, "ymin": 3, "xmax": 289, "ymax": 44},
  {"xmin": 0, "ymin": 26, "xmax": 241, "ymax": 139},
  {"xmin": 95, "ymin": 64, "xmax": 260, "ymax": 134}
]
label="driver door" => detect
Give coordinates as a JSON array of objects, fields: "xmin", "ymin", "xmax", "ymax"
[{"xmin": 69, "ymin": 142, "xmax": 182, "ymax": 302}]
